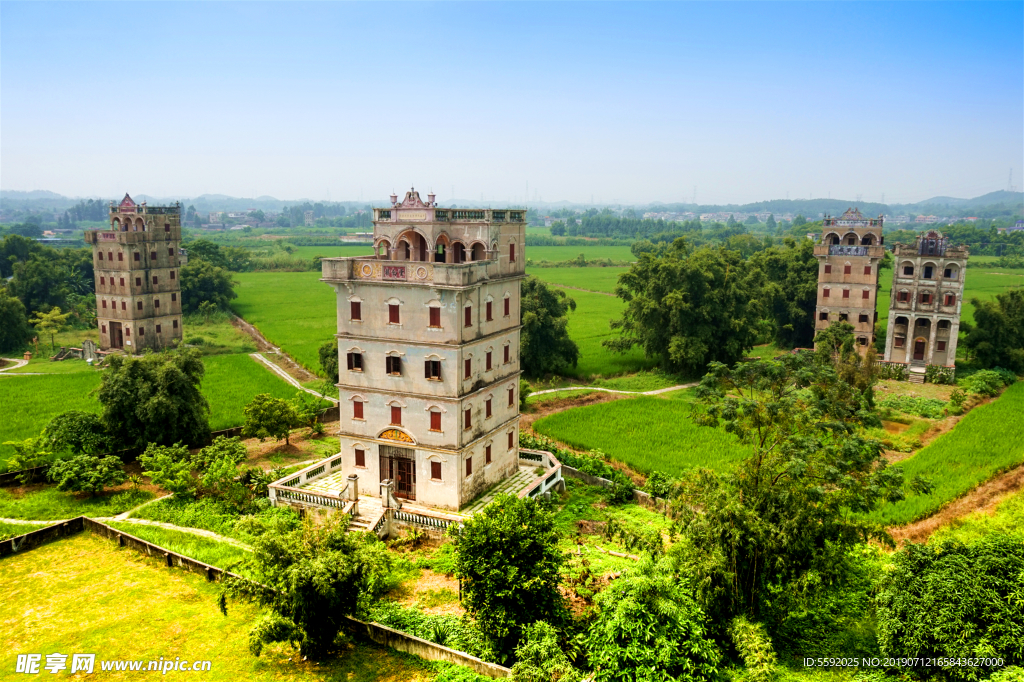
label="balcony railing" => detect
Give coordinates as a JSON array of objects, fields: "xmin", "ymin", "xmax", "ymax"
[{"xmin": 829, "ymin": 245, "xmax": 868, "ymax": 256}]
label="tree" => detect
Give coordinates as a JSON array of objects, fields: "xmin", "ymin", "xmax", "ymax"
[
  {"xmin": 0, "ymin": 286, "xmax": 33, "ymax": 352},
  {"xmin": 876, "ymin": 536, "xmax": 1024, "ymax": 679},
  {"xmin": 318, "ymin": 340, "xmax": 339, "ymax": 383},
  {"xmin": 182, "ymin": 239, "xmax": 228, "ymax": 269},
  {"xmin": 765, "ymin": 214, "xmax": 777, "ymax": 232},
  {"xmin": 584, "ymin": 555, "xmax": 721, "ymax": 682},
  {"xmin": 242, "ymin": 393, "xmax": 297, "ymax": 444},
  {"xmin": 180, "ymin": 259, "xmax": 237, "ymax": 312},
  {"xmin": 511, "ymin": 621, "xmax": 583, "ymax": 682},
  {"xmin": 47, "ymin": 454, "xmax": 126, "ymax": 496},
  {"xmin": 42, "ymin": 411, "xmax": 111, "ymax": 455},
  {"xmin": 138, "ymin": 442, "xmax": 196, "ymax": 497},
  {"xmin": 749, "ymin": 238, "xmax": 819, "ymax": 348},
  {"xmin": 30, "ymin": 306, "xmax": 72, "ymax": 351},
  {"xmin": 963, "ymin": 289, "xmax": 1024, "ymax": 372},
  {"xmin": 549, "ymin": 221, "xmax": 566, "ymax": 236},
  {"xmin": 11, "ymin": 222, "xmax": 43, "ymax": 238},
  {"xmin": 683, "ymin": 355, "xmax": 907, "ymax": 634},
  {"xmin": 606, "ymin": 241, "xmax": 764, "ymax": 375},
  {"xmin": 452, "ymin": 493, "xmax": 565, "ymax": 659},
  {"xmin": 520, "ymin": 276, "xmax": 580, "ymax": 377},
  {"xmin": 0, "ymin": 234, "xmax": 43, "ymax": 278},
  {"xmin": 98, "ymin": 348, "xmax": 211, "ymax": 448},
  {"xmin": 2, "ymin": 438, "xmax": 51, "ymax": 484},
  {"xmin": 227, "ymin": 513, "xmax": 393, "ymax": 660},
  {"xmin": 249, "ymin": 209, "xmax": 265, "ymax": 223},
  {"xmin": 792, "ymin": 214, "xmax": 807, "ymax": 227}
]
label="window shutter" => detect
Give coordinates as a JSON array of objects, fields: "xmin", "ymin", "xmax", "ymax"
[
  {"xmin": 823, "ymin": 288, "xmax": 830, "ymax": 298},
  {"xmin": 391, "ymin": 406, "xmax": 402, "ymax": 425},
  {"xmin": 464, "ymin": 306, "xmax": 471, "ymax": 327},
  {"xmin": 504, "ymin": 346, "xmax": 510, "ymax": 364},
  {"xmin": 430, "ymin": 307, "xmax": 440, "ymax": 327},
  {"xmin": 347, "ymin": 353, "xmax": 353, "ymax": 370},
  {"xmin": 431, "ymin": 461, "xmax": 442, "ymax": 480},
  {"xmin": 353, "ymin": 401, "xmax": 363, "ymax": 419},
  {"xmin": 510, "ymin": 243, "xmax": 516, "ymax": 262},
  {"xmin": 486, "ymin": 352, "xmax": 492, "ymax": 370},
  {"xmin": 485, "ymin": 445, "xmax": 491, "ymax": 463},
  {"xmin": 351, "ymin": 301, "xmax": 361, "ymax": 320},
  {"xmin": 389, "ymin": 304, "xmax": 399, "ymax": 324},
  {"xmin": 431, "ymin": 411, "xmax": 441, "ymax": 431},
  {"xmin": 844, "ymin": 265, "xmax": 851, "ymax": 275},
  {"xmin": 466, "ymin": 458, "xmax": 472, "ymax": 476},
  {"xmin": 824, "ymin": 264, "xmax": 831, "ymax": 274},
  {"xmin": 504, "ymin": 298, "xmax": 510, "ymax": 316},
  {"xmin": 862, "ymin": 290, "xmax": 869, "ymax": 299},
  {"xmin": 355, "ymin": 448, "xmax": 365, "ymax": 467},
  {"xmin": 486, "ymin": 399, "xmax": 492, "ymax": 418},
  {"xmin": 842, "ymin": 289, "xmax": 849, "ymax": 299},
  {"xmin": 486, "ymin": 301, "xmax": 492, "ymax": 321},
  {"xmin": 464, "ymin": 358, "xmax": 471, "ymax": 378},
  {"xmin": 464, "ymin": 408, "xmax": 472, "ymax": 429},
  {"xmin": 424, "ymin": 361, "xmax": 431, "ymax": 379},
  {"xmin": 864, "ymin": 266, "xmax": 872, "ymax": 275},
  {"xmin": 508, "ymin": 431, "xmax": 514, "ymax": 450},
  {"xmin": 508, "ymin": 387, "xmax": 514, "ymax": 406}
]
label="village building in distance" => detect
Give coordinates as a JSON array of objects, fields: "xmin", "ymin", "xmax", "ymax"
[
  {"xmin": 883, "ymin": 230, "xmax": 968, "ymax": 369},
  {"xmin": 83, "ymin": 194, "xmax": 185, "ymax": 351},
  {"xmin": 813, "ymin": 208, "xmax": 885, "ymax": 352},
  {"xmin": 319, "ymin": 189, "xmax": 526, "ymax": 510}
]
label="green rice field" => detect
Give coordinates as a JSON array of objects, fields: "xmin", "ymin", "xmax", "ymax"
[
  {"xmin": 526, "ymin": 266, "xmax": 627, "ymax": 293},
  {"xmin": 526, "ymin": 245, "xmax": 635, "ymax": 263},
  {"xmin": 554, "ymin": 287, "xmax": 658, "ymax": 377},
  {"xmin": 867, "ymin": 381, "xmax": 1024, "ymax": 527},
  {"xmin": 0, "ymin": 353, "xmax": 296, "ymax": 469},
  {"xmin": 286, "ymin": 244, "xmax": 372, "ymax": 261},
  {"xmin": 533, "ymin": 396, "xmax": 751, "ymax": 475}
]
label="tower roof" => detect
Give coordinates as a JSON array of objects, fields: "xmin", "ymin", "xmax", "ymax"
[{"xmin": 840, "ymin": 207, "xmax": 865, "ymax": 220}]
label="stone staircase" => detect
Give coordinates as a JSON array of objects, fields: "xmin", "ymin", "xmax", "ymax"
[
  {"xmin": 908, "ymin": 362, "xmax": 926, "ymax": 384},
  {"xmin": 347, "ymin": 495, "xmax": 384, "ymax": 534}
]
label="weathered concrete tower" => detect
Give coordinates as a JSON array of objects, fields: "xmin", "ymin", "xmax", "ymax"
[
  {"xmin": 320, "ymin": 189, "xmax": 526, "ymax": 510},
  {"xmin": 84, "ymin": 194, "xmax": 184, "ymax": 351},
  {"xmin": 813, "ymin": 208, "xmax": 885, "ymax": 352},
  {"xmin": 884, "ymin": 230, "xmax": 968, "ymax": 368}
]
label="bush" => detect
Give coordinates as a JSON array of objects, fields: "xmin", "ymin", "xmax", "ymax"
[
  {"xmin": 138, "ymin": 442, "xmax": 195, "ymax": 497},
  {"xmin": 878, "ymin": 395, "xmax": 947, "ymax": 419},
  {"xmin": 242, "ymin": 393, "xmax": 297, "ymax": 444},
  {"xmin": 510, "ymin": 621, "xmax": 583, "ymax": 682},
  {"xmin": 878, "ymin": 364, "xmax": 907, "ymax": 381},
  {"xmin": 47, "ymin": 454, "xmax": 126, "ymax": 496},
  {"xmin": 876, "ymin": 536, "xmax": 1024, "ymax": 680},
  {"xmin": 728, "ymin": 616, "xmax": 777, "ymax": 682},
  {"xmin": 960, "ymin": 368, "xmax": 1017, "ymax": 397},
  {"xmin": 520, "ymin": 432, "xmax": 635, "ymax": 500},
  {"xmin": 925, "ymin": 365, "xmax": 955, "ymax": 384},
  {"xmin": 42, "ymin": 411, "xmax": 111, "ymax": 456},
  {"xmin": 364, "ymin": 602, "xmax": 491, "ymax": 661}
]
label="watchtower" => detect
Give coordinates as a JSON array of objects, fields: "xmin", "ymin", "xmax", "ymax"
[
  {"xmin": 83, "ymin": 194, "xmax": 184, "ymax": 351},
  {"xmin": 813, "ymin": 208, "xmax": 885, "ymax": 352},
  {"xmin": 320, "ymin": 188, "xmax": 526, "ymax": 510}
]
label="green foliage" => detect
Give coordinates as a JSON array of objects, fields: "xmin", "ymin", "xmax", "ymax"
[
  {"xmin": 139, "ymin": 442, "xmax": 195, "ymax": 497},
  {"xmin": 30, "ymin": 305, "xmax": 72, "ymax": 351},
  {"xmin": 452, "ymin": 493, "xmax": 566, "ymax": 659},
  {"xmin": 226, "ymin": 514, "xmax": 393, "ymax": 660},
  {"xmin": 876, "ymin": 536, "xmax": 1024, "ymax": 679},
  {"xmin": 242, "ymin": 393, "xmax": 297, "ymax": 444},
  {"xmin": 0, "ymin": 286, "xmax": 33, "ymax": 352},
  {"xmin": 964, "ymin": 289, "xmax": 1024, "ymax": 372},
  {"xmin": 959, "ymin": 368, "xmax": 1016, "ymax": 397},
  {"xmin": 584, "ymin": 555, "xmax": 721, "ymax": 682},
  {"xmin": 685, "ymin": 355, "xmax": 904, "ymax": 632},
  {"xmin": 749, "ymin": 238, "xmax": 819, "ymax": 349},
  {"xmin": 728, "ymin": 616, "xmax": 777, "ymax": 682},
  {"xmin": 510, "ymin": 621, "xmax": 583, "ymax": 682},
  {"xmin": 518, "ymin": 378, "xmax": 533, "ymax": 410},
  {"xmin": 606, "ymin": 241, "xmax": 763, "ymax": 375},
  {"xmin": 2, "ymin": 438, "xmax": 51, "ymax": 483},
  {"xmin": 878, "ymin": 395, "xmax": 948, "ymax": 419},
  {"xmin": 290, "ymin": 387, "xmax": 332, "ymax": 436},
  {"xmin": 98, "ymin": 348, "xmax": 211, "ymax": 448},
  {"xmin": 365, "ymin": 602, "xmax": 491, "ymax": 661},
  {"xmin": 318, "ymin": 340, "xmax": 338, "ymax": 383},
  {"xmin": 42, "ymin": 410, "xmax": 111, "ymax": 456},
  {"xmin": 520, "ymin": 276, "xmax": 580, "ymax": 377},
  {"xmin": 877, "ymin": 363, "xmax": 907, "ymax": 381},
  {"xmin": 180, "ymin": 258, "xmax": 238, "ymax": 313},
  {"xmin": 47, "ymin": 454, "xmax": 126, "ymax": 496},
  {"xmin": 924, "ymin": 364, "xmax": 955, "ymax": 384},
  {"xmin": 519, "ymin": 432, "xmax": 635, "ymax": 495}
]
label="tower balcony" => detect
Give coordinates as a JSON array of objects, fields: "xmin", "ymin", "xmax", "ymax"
[
  {"xmin": 813, "ymin": 244, "xmax": 886, "ymax": 258},
  {"xmin": 321, "ymin": 256, "xmax": 522, "ymax": 288},
  {"xmin": 85, "ymin": 227, "xmax": 182, "ymax": 245}
]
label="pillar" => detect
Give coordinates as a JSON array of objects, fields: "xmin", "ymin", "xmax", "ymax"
[
  {"xmin": 347, "ymin": 474, "xmax": 359, "ymax": 502},
  {"xmin": 883, "ymin": 312, "xmax": 895, "ymax": 361},
  {"xmin": 926, "ymin": 318, "xmax": 938, "ymax": 365}
]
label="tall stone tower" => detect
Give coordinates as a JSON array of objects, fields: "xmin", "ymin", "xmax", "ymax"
[
  {"xmin": 813, "ymin": 208, "xmax": 885, "ymax": 352},
  {"xmin": 884, "ymin": 230, "xmax": 968, "ymax": 368},
  {"xmin": 320, "ymin": 189, "xmax": 526, "ymax": 510},
  {"xmin": 84, "ymin": 194, "xmax": 184, "ymax": 351}
]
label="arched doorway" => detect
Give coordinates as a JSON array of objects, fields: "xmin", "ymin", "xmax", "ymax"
[
  {"xmin": 471, "ymin": 242, "xmax": 486, "ymax": 261},
  {"xmin": 452, "ymin": 242, "xmax": 466, "ymax": 264}
]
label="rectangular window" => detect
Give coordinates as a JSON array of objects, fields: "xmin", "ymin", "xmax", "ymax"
[
  {"xmin": 859, "ymin": 314, "xmax": 869, "ymax": 323},
  {"xmin": 125, "ymin": 327, "xmax": 130, "ymax": 337},
  {"xmin": 895, "ymin": 337, "xmax": 905, "ymax": 348},
  {"xmin": 944, "ymin": 294, "xmax": 955, "ymax": 306},
  {"xmin": 137, "ymin": 301, "xmax": 143, "ymax": 311},
  {"xmin": 347, "ymin": 352, "xmax": 363, "ymax": 371},
  {"xmin": 431, "ymin": 461, "xmax": 442, "ymax": 480},
  {"xmin": 391, "ymin": 406, "xmax": 402, "ymax": 425},
  {"xmin": 152, "ymin": 276, "xmax": 158, "ymax": 285},
  {"xmin": 429, "ymin": 307, "xmax": 441, "ymax": 327},
  {"xmin": 121, "ymin": 301, "xmax": 126, "ymax": 311},
  {"xmin": 170, "ymin": 271, "xmax": 175, "ymax": 280},
  {"xmin": 510, "ymin": 243, "xmax": 516, "ymax": 262},
  {"xmin": 464, "ymin": 306, "xmax": 472, "ymax": 327},
  {"xmin": 168, "ymin": 248, "xmax": 174, "ymax": 257},
  {"xmin": 924, "ymin": 266, "xmax": 933, "ymax": 279},
  {"xmin": 486, "ymin": 399, "xmax": 492, "ymax": 418},
  {"xmin": 508, "ymin": 431, "xmax": 514, "ymax": 450},
  {"xmin": 818, "ymin": 311, "xmax": 827, "ymax": 320},
  {"xmin": 425, "ymin": 359, "xmax": 441, "ymax": 380},
  {"xmin": 486, "ymin": 351, "xmax": 492, "ymax": 371},
  {"xmin": 138, "ymin": 327, "xmax": 145, "ymax": 336},
  {"xmin": 173, "ymin": 319, "xmax": 178, "ymax": 328},
  {"xmin": 839, "ymin": 313, "xmax": 848, "ymax": 322},
  {"xmin": 164, "ymin": 224, "xmax": 170, "ymax": 232},
  {"xmin": 921, "ymin": 293, "xmax": 931, "ymax": 304},
  {"xmin": 486, "ymin": 301, "xmax": 493, "ymax": 321},
  {"xmin": 118, "ymin": 252, "xmax": 123, "ymax": 262},
  {"xmin": 466, "ymin": 457, "xmax": 473, "ymax": 477},
  {"xmin": 156, "ymin": 324, "xmax": 161, "ymax": 333},
  {"xmin": 150, "ymin": 251, "xmax": 157, "ymax": 260},
  {"xmin": 465, "ymin": 358, "xmax": 472, "ymax": 378},
  {"xmin": 135, "ymin": 277, "xmax": 142, "ymax": 287},
  {"xmin": 504, "ymin": 346, "xmax": 510, "ymax": 364},
  {"xmin": 389, "ymin": 304, "xmax": 400, "ymax": 324},
  {"xmin": 101, "ymin": 324, "xmax": 106, "ymax": 333},
  {"xmin": 842, "ymin": 289, "xmax": 850, "ymax": 299},
  {"xmin": 351, "ymin": 301, "xmax": 362, "ymax": 320},
  {"xmin": 386, "ymin": 355, "xmax": 401, "ymax": 375},
  {"xmin": 904, "ymin": 266, "xmax": 914, "ymax": 276},
  {"xmin": 508, "ymin": 387, "xmax": 515, "ymax": 406},
  {"xmin": 824, "ymin": 264, "xmax": 832, "ymax": 274},
  {"xmin": 864, "ymin": 266, "xmax": 872, "ymax": 275},
  {"xmin": 355, "ymin": 448, "xmax": 365, "ymax": 467},
  {"xmin": 155, "ymin": 299, "xmax": 160, "ymax": 308},
  {"xmin": 844, "ymin": 265, "xmax": 851, "ymax": 275},
  {"xmin": 485, "ymin": 445, "xmax": 492, "ymax": 464},
  {"xmin": 944, "ymin": 268, "xmax": 953, "ymax": 279},
  {"xmin": 862, "ymin": 290, "xmax": 870, "ymax": 299},
  {"xmin": 353, "ymin": 401, "xmax": 363, "ymax": 419},
  {"xmin": 823, "ymin": 288, "xmax": 830, "ymax": 298},
  {"xmin": 937, "ymin": 340, "xmax": 947, "ymax": 351},
  {"xmin": 464, "ymin": 408, "xmax": 472, "ymax": 430},
  {"xmin": 504, "ymin": 297, "xmax": 510, "ymax": 316},
  {"xmin": 100, "ymin": 276, "xmax": 105, "ymax": 285},
  {"xmin": 171, "ymin": 293, "xmax": 177, "ymax": 302},
  {"xmin": 898, "ymin": 291, "xmax": 909, "ymax": 302},
  {"xmin": 430, "ymin": 411, "xmax": 441, "ymax": 431},
  {"xmin": 98, "ymin": 252, "xmax": 104, "ymax": 261},
  {"xmin": 120, "ymin": 277, "xmax": 125, "ymax": 287}
]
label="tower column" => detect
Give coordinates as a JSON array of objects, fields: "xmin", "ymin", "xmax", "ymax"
[{"xmin": 926, "ymin": 317, "xmax": 938, "ymax": 365}]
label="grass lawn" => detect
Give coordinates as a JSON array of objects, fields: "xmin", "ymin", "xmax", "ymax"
[
  {"xmin": 232, "ymin": 271, "xmax": 335, "ymax": 374},
  {"xmin": 287, "ymin": 244, "xmax": 373, "ymax": 261},
  {"xmin": 0, "ymin": 488, "xmax": 152, "ymax": 521},
  {"xmin": 526, "ymin": 267, "xmax": 627, "ymax": 293},
  {"xmin": 534, "ymin": 396, "xmax": 751, "ymax": 476},
  {"xmin": 0, "ymin": 532, "xmax": 447, "ymax": 681},
  {"xmin": 202, "ymin": 353, "xmax": 299, "ymax": 431},
  {"xmin": 867, "ymin": 382, "xmax": 1024, "ymax": 526},
  {"xmin": 929, "ymin": 488, "xmax": 1024, "ymax": 545},
  {"xmin": 0, "ymin": 520, "xmax": 48, "ymax": 539},
  {"xmin": 106, "ymin": 521, "xmax": 253, "ymax": 576}
]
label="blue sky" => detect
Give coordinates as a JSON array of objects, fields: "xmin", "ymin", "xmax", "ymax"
[{"xmin": 2, "ymin": 1, "xmax": 1021, "ymax": 205}]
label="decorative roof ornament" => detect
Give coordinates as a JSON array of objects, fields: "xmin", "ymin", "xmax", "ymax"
[
  {"xmin": 840, "ymin": 207, "xmax": 865, "ymax": 220},
  {"xmin": 120, "ymin": 193, "xmax": 136, "ymax": 209},
  {"xmin": 399, "ymin": 188, "xmax": 429, "ymax": 209}
]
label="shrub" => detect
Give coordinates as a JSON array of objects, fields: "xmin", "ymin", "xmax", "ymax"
[
  {"xmin": 960, "ymin": 368, "xmax": 1016, "ymax": 397},
  {"xmin": 138, "ymin": 442, "xmax": 195, "ymax": 497},
  {"xmin": 877, "ymin": 395, "xmax": 947, "ymax": 419},
  {"xmin": 728, "ymin": 616, "xmax": 777, "ymax": 682},
  {"xmin": 925, "ymin": 365, "xmax": 955, "ymax": 384},
  {"xmin": 876, "ymin": 536, "xmax": 1024, "ymax": 680},
  {"xmin": 365, "ymin": 602, "xmax": 491, "ymax": 661},
  {"xmin": 878, "ymin": 363, "xmax": 907, "ymax": 381},
  {"xmin": 47, "ymin": 454, "xmax": 126, "ymax": 496},
  {"xmin": 42, "ymin": 410, "xmax": 111, "ymax": 455},
  {"xmin": 510, "ymin": 621, "xmax": 583, "ymax": 682},
  {"xmin": 2, "ymin": 438, "xmax": 51, "ymax": 484},
  {"xmin": 242, "ymin": 393, "xmax": 297, "ymax": 444}
]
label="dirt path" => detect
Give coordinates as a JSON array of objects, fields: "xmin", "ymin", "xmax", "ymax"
[
  {"xmin": 231, "ymin": 315, "xmax": 320, "ymax": 383},
  {"xmin": 251, "ymin": 352, "xmax": 338, "ymax": 403},
  {"xmin": 889, "ymin": 463, "xmax": 1024, "ymax": 545},
  {"xmin": 0, "ymin": 357, "xmax": 29, "ymax": 373},
  {"xmin": 520, "ymin": 390, "xmax": 628, "ymax": 430}
]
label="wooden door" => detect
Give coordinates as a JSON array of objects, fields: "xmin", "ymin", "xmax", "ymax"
[
  {"xmin": 913, "ymin": 339, "xmax": 926, "ymax": 361},
  {"xmin": 395, "ymin": 459, "xmax": 416, "ymax": 501},
  {"xmin": 110, "ymin": 322, "xmax": 123, "ymax": 349}
]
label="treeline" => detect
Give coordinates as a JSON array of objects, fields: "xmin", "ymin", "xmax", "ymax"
[{"xmin": 887, "ymin": 223, "xmax": 1024, "ymax": 256}]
